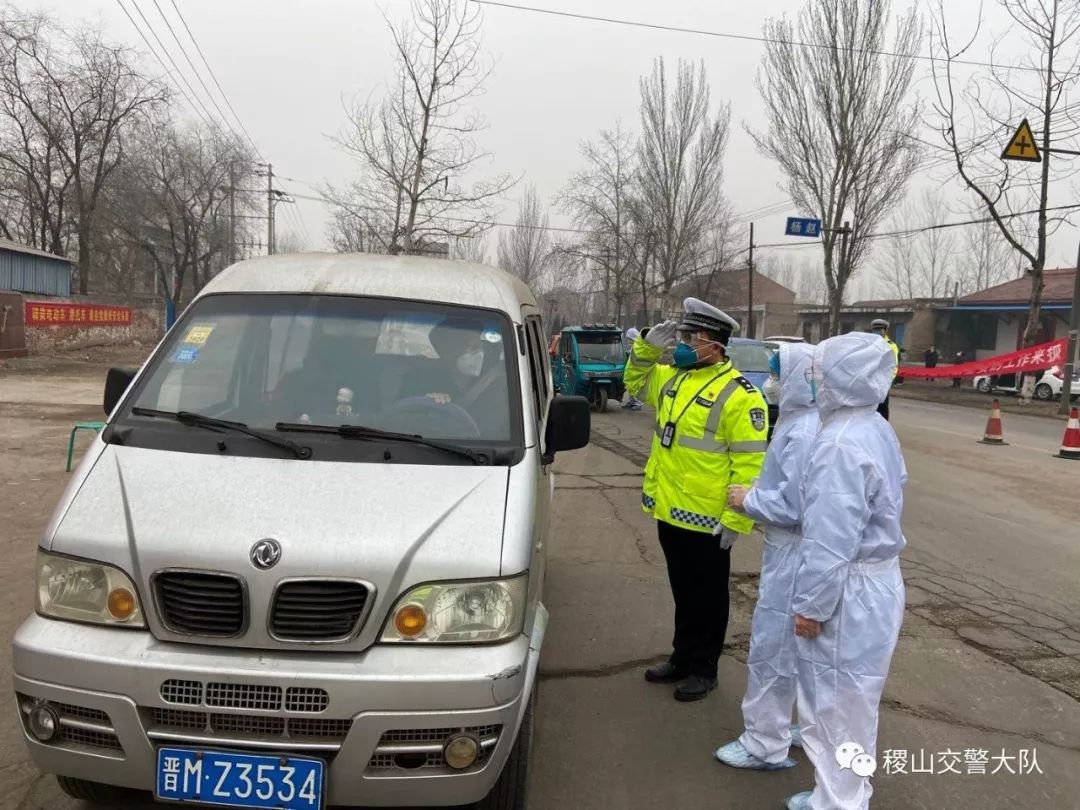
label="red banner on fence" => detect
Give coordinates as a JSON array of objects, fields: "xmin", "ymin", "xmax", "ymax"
[
  {"xmin": 896, "ymin": 337, "xmax": 1070, "ymax": 379},
  {"xmin": 24, "ymin": 301, "xmax": 132, "ymax": 327}
]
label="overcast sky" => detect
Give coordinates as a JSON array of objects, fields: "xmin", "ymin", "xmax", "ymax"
[{"xmin": 19, "ymin": 0, "xmax": 1080, "ymax": 299}]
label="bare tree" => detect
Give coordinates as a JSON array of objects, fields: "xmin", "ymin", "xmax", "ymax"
[
  {"xmin": 329, "ymin": 0, "xmax": 513, "ymax": 255},
  {"xmin": 557, "ymin": 122, "xmax": 647, "ymax": 322},
  {"xmin": 497, "ymin": 184, "xmax": 551, "ymax": 287},
  {"xmin": 752, "ymin": 0, "xmax": 922, "ymax": 336},
  {"xmin": 0, "ymin": 11, "xmax": 165, "ymax": 293},
  {"xmin": 881, "ymin": 189, "xmax": 957, "ymax": 299},
  {"xmin": 930, "ymin": 0, "xmax": 1080, "ymax": 358},
  {"xmin": 450, "ymin": 232, "xmax": 489, "ymax": 263},
  {"xmin": 112, "ymin": 117, "xmax": 250, "ymax": 307},
  {"xmin": 275, "ymin": 230, "xmax": 308, "ymax": 254},
  {"xmin": 957, "ymin": 219, "xmax": 1021, "ymax": 295},
  {"xmin": 636, "ymin": 58, "xmax": 730, "ymax": 293},
  {"xmin": 760, "ymin": 253, "xmax": 827, "ymax": 304}
]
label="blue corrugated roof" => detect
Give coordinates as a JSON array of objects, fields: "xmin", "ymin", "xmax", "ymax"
[{"xmin": 0, "ymin": 241, "xmax": 71, "ymax": 296}]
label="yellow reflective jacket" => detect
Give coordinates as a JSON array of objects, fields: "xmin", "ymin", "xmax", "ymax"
[
  {"xmin": 884, "ymin": 335, "xmax": 900, "ymax": 374},
  {"xmin": 625, "ymin": 338, "xmax": 768, "ymax": 536}
]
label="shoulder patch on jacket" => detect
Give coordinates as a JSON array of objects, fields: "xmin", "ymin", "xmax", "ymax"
[
  {"xmin": 735, "ymin": 375, "xmax": 757, "ymax": 394},
  {"xmin": 749, "ymin": 407, "xmax": 767, "ymax": 431}
]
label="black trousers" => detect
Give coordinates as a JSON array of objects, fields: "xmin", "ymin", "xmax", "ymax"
[
  {"xmin": 657, "ymin": 520, "xmax": 731, "ymax": 679},
  {"xmin": 877, "ymin": 394, "xmax": 890, "ymax": 420}
]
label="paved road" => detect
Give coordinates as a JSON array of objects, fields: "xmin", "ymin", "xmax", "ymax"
[{"xmin": 2, "ymin": 365, "xmax": 1078, "ymax": 809}]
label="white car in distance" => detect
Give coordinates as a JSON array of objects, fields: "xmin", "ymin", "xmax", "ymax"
[{"xmin": 973, "ymin": 366, "xmax": 1080, "ymax": 401}]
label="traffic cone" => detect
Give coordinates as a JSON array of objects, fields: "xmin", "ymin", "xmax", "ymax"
[
  {"xmin": 979, "ymin": 399, "xmax": 1008, "ymax": 445},
  {"xmin": 1057, "ymin": 407, "xmax": 1080, "ymax": 460}
]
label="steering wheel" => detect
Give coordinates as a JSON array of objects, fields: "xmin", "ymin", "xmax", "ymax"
[{"xmin": 389, "ymin": 396, "xmax": 482, "ymax": 438}]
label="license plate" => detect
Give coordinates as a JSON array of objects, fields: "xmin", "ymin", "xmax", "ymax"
[{"xmin": 156, "ymin": 747, "xmax": 324, "ymax": 809}]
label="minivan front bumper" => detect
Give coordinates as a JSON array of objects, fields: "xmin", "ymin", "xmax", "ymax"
[{"xmin": 12, "ymin": 607, "xmax": 544, "ymax": 807}]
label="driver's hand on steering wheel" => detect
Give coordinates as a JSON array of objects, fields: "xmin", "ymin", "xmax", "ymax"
[{"xmin": 425, "ymin": 392, "xmax": 452, "ymax": 405}]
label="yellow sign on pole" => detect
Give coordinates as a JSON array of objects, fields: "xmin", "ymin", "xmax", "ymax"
[{"xmin": 1002, "ymin": 119, "xmax": 1042, "ymax": 162}]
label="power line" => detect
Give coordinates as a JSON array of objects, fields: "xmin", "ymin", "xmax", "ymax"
[
  {"xmin": 150, "ymin": 0, "xmax": 242, "ymax": 145},
  {"xmin": 470, "ymin": 1, "xmax": 1074, "ymax": 77},
  {"xmin": 127, "ymin": 0, "xmax": 222, "ymax": 131},
  {"xmin": 168, "ymin": 0, "xmax": 263, "ymax": 159},
  {"xmin": 115, "ymin": 0, "xmax": 216, "ymax": 132}
]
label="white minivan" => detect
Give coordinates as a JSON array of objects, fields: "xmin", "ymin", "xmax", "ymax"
[{"xmin": 13, "ymin": 253, "xmax": 590, "ymax": 809}]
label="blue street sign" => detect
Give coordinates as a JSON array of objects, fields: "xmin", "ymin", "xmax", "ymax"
[{"xmin": 785, "ymin": 217, "xmax": 822, "ymax": 238}]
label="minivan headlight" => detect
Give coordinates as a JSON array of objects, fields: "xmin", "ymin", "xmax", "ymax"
[
  {"xmin": 381, "ymin": 575, "xmax": 527, "ymax": 644},
  {"xmin": 37, "ymin": 551, "xmax": 145, "ymax": 628}
]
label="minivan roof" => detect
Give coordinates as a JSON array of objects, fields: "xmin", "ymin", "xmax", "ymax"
[{"xmin": 197, "ymin": 252, "xmax": 539, "ymax": 315}]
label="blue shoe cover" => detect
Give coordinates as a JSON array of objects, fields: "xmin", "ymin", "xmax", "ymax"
[
  {"xmin": 789, "ymin": 724, "xmax": 803, "ymax": 749},
  {"xmin": 714, "ymin": 740, "xmax": 796, "ymax": 770},
  {"xmin": 784, "ymin": 790, "xmax": 813, "ymax": 810}
]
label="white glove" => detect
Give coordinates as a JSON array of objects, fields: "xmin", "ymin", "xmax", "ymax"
[
  {"xmin": 645, "ymin": 319, "xmax": 678, "ymax": 348},
  {"xmin": 714, "ymin": 526, "xmax": 737, "ymax": 550}
]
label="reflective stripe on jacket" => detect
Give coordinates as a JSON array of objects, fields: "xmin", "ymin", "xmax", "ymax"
[{"xmin": 625, "ymin": 337, "xmax": 768, "ymax": 535}]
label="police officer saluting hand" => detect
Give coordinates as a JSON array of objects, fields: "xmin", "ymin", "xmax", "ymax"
[{"xmin": 625, "ymin": 298, "xmax": 769, "ymax": 701}]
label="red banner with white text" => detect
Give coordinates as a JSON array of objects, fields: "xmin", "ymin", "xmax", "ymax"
[
  {"xmin": 896, "ymin": 337, "xmax": 1070, "ymax": 379},
  {"xmin": 24, "ymin": 301, "xmax": 132, "ymax": 327}
]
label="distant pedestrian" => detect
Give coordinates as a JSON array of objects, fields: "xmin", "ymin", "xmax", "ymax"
[
  {"xmin": 951, "ymin": 350, "xmax": 965, "ymax": 388},
  {"xmin": 924, "ymin": 345, "xmax": 939, "ymax": 382}
]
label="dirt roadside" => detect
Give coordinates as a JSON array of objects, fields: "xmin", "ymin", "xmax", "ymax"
[{"xmin": 891, "ymin": 378, "xmax": 1072, "ymax": 421}]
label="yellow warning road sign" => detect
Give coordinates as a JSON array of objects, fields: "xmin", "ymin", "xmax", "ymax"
[{"xmin": 1002, "ymin": 119, "xmax": 1042, "ymax": 162}]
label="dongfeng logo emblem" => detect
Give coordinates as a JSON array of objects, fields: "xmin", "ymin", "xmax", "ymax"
[{"xmin": 250, "ymin": 539, "xmax": 282, "ymax": 570}]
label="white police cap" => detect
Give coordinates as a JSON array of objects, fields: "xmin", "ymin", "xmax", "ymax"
[
  {"xmin": 678, "ymin": 297, "xmax": 740, "ymax": 342},
  {"xmin": 871, "ymin": 318, "xmax": 889, "ymax": 329}
]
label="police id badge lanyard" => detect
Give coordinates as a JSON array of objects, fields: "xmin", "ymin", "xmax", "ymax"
[{"xmin": 660, "ymin": 368, "xmax": 727, "ymax": 449}]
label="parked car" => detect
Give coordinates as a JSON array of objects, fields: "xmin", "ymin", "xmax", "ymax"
[
  {"xmin": 973, "ymin": 366, "xmax": 1080, "ymax": 400},
  {"xmin": 13, "ymin": 253, "xmax": 591, "ymax": 809},
  {"xmin": 763, "ymin": 336, "xmax": 806, "ymax": 353},
  {"xmin": 727, "ymin": 337, "xmax": 779, "ymax": 438}
]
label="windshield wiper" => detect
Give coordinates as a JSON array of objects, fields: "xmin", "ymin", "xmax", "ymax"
[
  {"xmin": 276, "ymin": 421, "xmax": 484, "ymax": 464},
  {"xmin": 131, "ymin": 407, "xmax": 313, "ymax": 460}
]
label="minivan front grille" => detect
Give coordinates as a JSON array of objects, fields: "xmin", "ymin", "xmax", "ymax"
[
  {"xmin": 154, "ymin": 571, "xmax": 245, "ymax": 637},
  {"xmin": 269, "ymin": 580, "xmax": 369, "ymax": 641}
]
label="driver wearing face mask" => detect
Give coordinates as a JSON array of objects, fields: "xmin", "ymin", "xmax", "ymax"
[{"xmin": 423, "ymin": 317, "xmax": 489, "ymax": 406}]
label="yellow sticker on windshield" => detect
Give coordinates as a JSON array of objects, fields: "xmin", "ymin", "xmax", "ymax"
[{"xmin": 183, "ymin": 324, "xmax": 215, "ymax": 345}]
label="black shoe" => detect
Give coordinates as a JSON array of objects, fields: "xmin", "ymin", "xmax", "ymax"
[
  {"xmin": 674, "ymin": 674, "xmax": 718, "ymax": 702},
  {"xmin": 644, "ymin": 662, "xmax": 687, "ymax": 684}
]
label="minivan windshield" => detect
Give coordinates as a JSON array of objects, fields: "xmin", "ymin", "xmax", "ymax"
[
  {"xmin": 118, "ymin": 294, "xmax": 521, "ymax": 457},
  {"xmin": 727, "ymin": 343, "xmax": 773, "ymax": 373},
  {"xmin": 574, "ymin": 333, "xmax": 624, "ymax": 365}
]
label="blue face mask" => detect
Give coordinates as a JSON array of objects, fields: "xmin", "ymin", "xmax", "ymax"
[{"xmin": 673, "ymin": 343, "xmax": 699, "ymax": 368}]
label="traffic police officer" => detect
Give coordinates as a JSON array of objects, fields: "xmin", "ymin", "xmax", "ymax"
[
  {"xmin": 870, "ymin": 318, "xmax": 899, "ymax": 420},
  {"xmin": 625, "ymin": 298, "xmax": 769, "ymax": 701}
]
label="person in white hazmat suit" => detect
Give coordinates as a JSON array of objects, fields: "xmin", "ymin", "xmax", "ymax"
[
  {"xmin": 713, "ymin": 342, "xmax": 819, "ymax": 771},
  {"xmin": 783, "ymin": 331, "xmax": 908, "ymax": 810}
]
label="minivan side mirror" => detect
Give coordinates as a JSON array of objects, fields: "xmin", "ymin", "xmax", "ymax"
[
  {"xmin": 104, "ymin": 367, "xmax": 137, "ymax": 416},
  {"xmin": 543, "ymin": 395, "xmax": 590, "ymax": 461}
]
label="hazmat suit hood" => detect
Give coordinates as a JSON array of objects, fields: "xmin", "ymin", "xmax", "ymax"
[
  {"xmin": 812, "ymin": 331, "xmax": 894, "ymax": 415},
  {"xmin": 778, "ymin": 342, "xmax": 815, "ymax": 413}
]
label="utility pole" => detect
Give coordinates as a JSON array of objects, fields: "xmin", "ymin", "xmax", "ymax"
[
  {"xmin": 266, "ymin": 162, "xmax": 275, "ymax": 256},
  {"xmin": 1058, "ymin": 245, "xmax": 1080, "ymax": 414},
  {"xmin": 747, "ymin": 222, "xmax": 755, "ymax": 339},
  {"xmin": 228, "ymin": 160, "xmax": 236, "ymax": 265}
]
